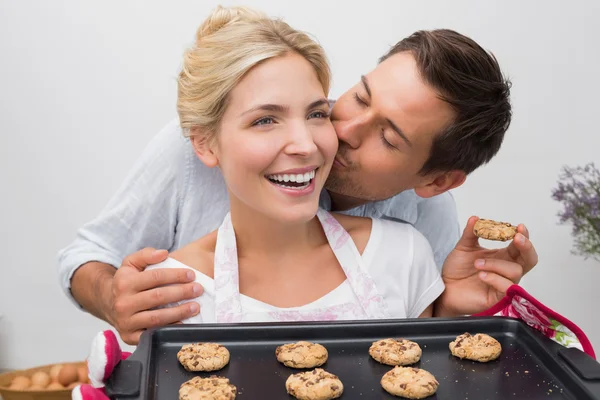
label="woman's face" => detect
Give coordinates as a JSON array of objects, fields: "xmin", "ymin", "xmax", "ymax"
[{"xmin": 201, "ymin": 52, "xmax": 338, "ymax": 224}]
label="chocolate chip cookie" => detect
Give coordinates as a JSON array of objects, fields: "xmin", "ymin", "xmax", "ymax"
[
  {"xmin": 369, "ymin": 338, "xmax": 422, "ymax": 366},
  {"xmin": 473, "ymin": 218, "xmax": 517, "ymax": 241},
  {"xmin": 179, "ymin": 376, "xmax": 236, "ymax": 400},
  {"xmin": 285, "ymin": 368, "xmax": 343, "ymax": 400},
  {"xmin": 381, "ymin": 366, "xmax": 439, "ymax": 399},
  {"xmin": 449, "ymin": 332, "xmax": 502, "ymax": 362},
  {"xmin": 177, "ymin": 343, "xmax": 230, "ymax": 372},
  {"xmin": 276, "ymin": 341, "xmax": 328, "ymax": 369}
]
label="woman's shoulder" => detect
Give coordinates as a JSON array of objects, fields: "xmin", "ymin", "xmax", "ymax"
[
  {"xmin": 330, "ymin": 212, "xmax": 372, "ymax": 255},
  {"xmin": 333, "ymin": 211, "xmax": 429, "ymax": 256},
  {"xmin": 372, "ymin": 217, "xmax": 435, "ymax": 265},
  {"xmin": 169, "ymin": 230, "xmax": 218, "ymax": 278}
]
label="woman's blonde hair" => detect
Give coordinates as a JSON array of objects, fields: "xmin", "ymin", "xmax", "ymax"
[{"xmin": 177, "ymin": 6, "xmax": 331, "ymax": 139}]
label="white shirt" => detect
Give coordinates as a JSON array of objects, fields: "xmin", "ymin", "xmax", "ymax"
[
  {"xmin": 57, "ymin": 118, "xmax": 460, "ymax": 308},
  {"xmin": 146, "ymin": 216, "xmax": 444, "ymax": 322}
]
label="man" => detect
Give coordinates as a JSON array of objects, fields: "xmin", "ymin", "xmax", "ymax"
[{"xmin": 58, "ymin": 29, "xmax": 538, "ymax": 344}]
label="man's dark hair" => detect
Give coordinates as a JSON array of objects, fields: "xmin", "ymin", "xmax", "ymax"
[{"xmin": 380, "ymin": 29, "xmax": 512, "ymax": 175}]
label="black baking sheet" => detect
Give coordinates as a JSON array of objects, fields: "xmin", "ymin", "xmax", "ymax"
[{"xmin": 106, "ymin": 317, "xmax": 600, "ymax": 399}]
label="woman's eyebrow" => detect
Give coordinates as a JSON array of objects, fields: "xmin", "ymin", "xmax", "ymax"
[{"xmin": 239, "ymin": 103, "xmax": 289, "ymax": 117}]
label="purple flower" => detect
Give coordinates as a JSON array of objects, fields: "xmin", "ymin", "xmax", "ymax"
[{"xmin": 552, "ymin": 163, "xmax": 600, "ymax": 262}]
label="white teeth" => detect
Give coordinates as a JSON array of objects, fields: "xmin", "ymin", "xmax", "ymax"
[
  {"xmin": 276, "ymin": 183, "xmax": 309, "ymax": 190},
  {"xmin": 266, "ymin": 169, "xmax": 317, "ymax": 184}
]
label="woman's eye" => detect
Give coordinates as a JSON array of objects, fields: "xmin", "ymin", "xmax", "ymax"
[
  {"xmin": 308, "ymin": 110, "xmax": 330, "ymax": 119},
  {"xmin": 252, "ymin": 117, "xmax": 275, "ymax": 126}
]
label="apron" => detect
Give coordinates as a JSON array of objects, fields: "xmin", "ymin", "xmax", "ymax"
[{"xmin": 213, "ymin": 208, "xmax": 391, "ymax": 323}]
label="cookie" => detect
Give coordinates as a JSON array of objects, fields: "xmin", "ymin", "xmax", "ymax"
[
  {"xmin": 473, "ymin": 218, "xmax": 517, "ymax": 241},
  {"xmin": 369, "ymin": 338, "xmax": 422, "ymax": 366},
  {"xmin": 177, "ymin": 343, "xmax": 230, "ymax": 372},
  {"xmin": 276, "ymin": 341, "xmax": 328, "ymax": 369},
  {"xmin": 179, "ymin": 376, "xmax": 236, "ymax": 400},
  {"xmin": 285, "ymin": 368, "xmax": 343, "ymax": 400},
  {"xmin": 381, "ymin": 366, "xmax": 439, "ymax": 399},
  {"xmin": 449, "ymin": 332, "xmax": 502, "ymax": 362}
]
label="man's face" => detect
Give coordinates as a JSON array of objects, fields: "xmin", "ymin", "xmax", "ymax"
[{"xmin": 326, "ymin": 51, "xmax": 456, "ymax": 202}]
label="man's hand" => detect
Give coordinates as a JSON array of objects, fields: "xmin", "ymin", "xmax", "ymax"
[
  {"xmin": 435, "ymin": 216, "xmax": 538, "ymax": 317},
  {"xmin": 71, "ymin": 248, "xmax": 203, "ymax": 345},
  {"xmin": 106, "ymin": 248, "xmax": 204, "ymax": 344}
]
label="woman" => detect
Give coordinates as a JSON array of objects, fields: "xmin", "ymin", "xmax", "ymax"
[{"xmin": 147, "ymin": 5, "xmax": 443, "ymax": 323}]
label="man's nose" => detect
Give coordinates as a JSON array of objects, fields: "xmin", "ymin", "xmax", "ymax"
[{"xmin": 333, "ymin": 115, "xmax": 371, "ymax": 149}]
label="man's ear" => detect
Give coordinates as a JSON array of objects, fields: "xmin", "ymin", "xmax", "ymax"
[
  {"xmin": 414, "ymin": 170, "xmax": 466, "ymax": 198},
  {"xmin": 190, "ymin": 129, "xmax": 218, "ymax": 168}
]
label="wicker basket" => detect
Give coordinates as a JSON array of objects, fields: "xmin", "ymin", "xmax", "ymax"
[{"xmin": 0, "ymin": 361, "xmax": 86, "ymax": 400}]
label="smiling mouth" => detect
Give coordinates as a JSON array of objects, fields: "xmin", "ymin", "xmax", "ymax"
[{"xmin": 266, "ymin": 169, "xmax": 317, "ymax": 190}]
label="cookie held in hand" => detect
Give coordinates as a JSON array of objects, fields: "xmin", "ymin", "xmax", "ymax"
[{"xmin": 473, "ymin": 218, "xmax": 517, "ymax": 241}]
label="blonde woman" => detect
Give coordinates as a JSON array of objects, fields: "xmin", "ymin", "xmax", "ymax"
[{"xmin": 143, "ymin": 6, "xmax": 443, "ymax": 324}]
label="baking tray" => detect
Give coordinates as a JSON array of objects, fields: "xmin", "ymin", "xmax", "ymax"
[{"xmin": 105, "ymin": 317, "xmax": 600, "ymax": 399}]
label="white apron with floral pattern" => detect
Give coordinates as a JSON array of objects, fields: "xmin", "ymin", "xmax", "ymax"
[{"xmin": 212, "ymin": 209, "xmax": 391, "ymax": 323}]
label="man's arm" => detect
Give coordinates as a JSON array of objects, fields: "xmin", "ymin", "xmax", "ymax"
[
  {"xmin": 57, "ymin": 120, "xmax": 202, "ymax": 342},
  {"xmin": 58, "ymin": 120, "xmax": 182, "ymax": 307},
  {"xmin": 70, "ymin": 261, "xmax": 116, "ymax": 323},
  {"xmin": 73, "ymin": 249, "xmax": 202, "ymax": 344}
]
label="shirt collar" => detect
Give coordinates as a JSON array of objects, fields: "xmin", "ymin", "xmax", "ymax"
[{"xmin": 319, "ymin": 189, "xmax": 420, "ymax": 225}]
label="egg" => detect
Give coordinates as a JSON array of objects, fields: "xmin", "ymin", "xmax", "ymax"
[
  {"xmin": 30, "ymin": 371, "xmax": 50, "ymax": 388},
  {"xmin": 46, "ymin": 381, "xmax": 65, "ymax": 390},
  {"xmin": 28, "ymin": 384, "xmax": 45, "ymax": 391},
  {"xmin": 49, "ymin": 364, "xmax": 63, "ymax": 382},
  {"xmin": 68, "ymin": 381, "xmax": 79, "ymax": 389},
  {"xmin": 57, "ymin": 364, "xmax": 78, "ymax": 386},
  {"xmin": 10, "ymin": 375, "xmax": 30, "ymax": 389},
  {"xmin": 9, "ymin": 381, "xmax": 29, "ymax": 391},
  {"xmin": 77, "ymin": 365, "xmax": 89, "ymax": 383}
]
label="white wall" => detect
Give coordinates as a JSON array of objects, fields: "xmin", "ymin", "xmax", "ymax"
[{"xmin": 1, "ymin": 0, "xmax": 599, "ymax": 369}]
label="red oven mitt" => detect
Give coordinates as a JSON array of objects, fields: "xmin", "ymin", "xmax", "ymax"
[
  {"xmin": 474, "ymin": 284, "xmax": 596, "ymax": 359},
  {"xmin": 71, "ymin": 330, "xmax": 130, "ymax": 400}
]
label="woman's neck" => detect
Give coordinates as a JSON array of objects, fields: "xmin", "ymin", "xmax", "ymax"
[
  {"xmin": 224, "ymin": 194, "xmax": 348, "ymax": 308},
  {"xmin": 228, "ymin": 196, "xmax": 324, "ymax": 260}
]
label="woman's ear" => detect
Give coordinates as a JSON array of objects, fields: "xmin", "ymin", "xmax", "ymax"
[{"xmin": 190, "ymin": 128, "xmax": 218, "ymax": 168}]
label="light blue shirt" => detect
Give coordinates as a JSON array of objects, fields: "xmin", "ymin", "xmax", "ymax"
[{"xmin": 57, "ymin": 119, "xmax": 461, "ymax": 308}]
